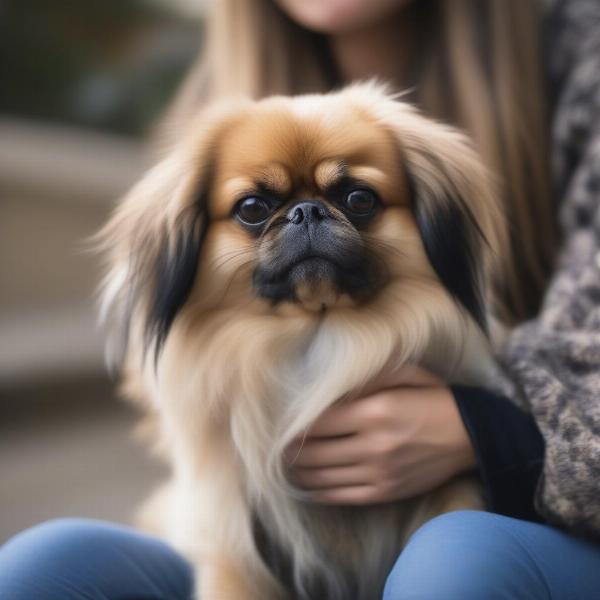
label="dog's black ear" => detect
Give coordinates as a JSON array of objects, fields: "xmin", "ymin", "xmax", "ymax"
[
  {"xmin": 97, "ymin": 157, "xmax": 211, "ymax": 366},
  {"xmin": 408, "ymin": 167, "xmax": 488, "ymax": 332},
  {"xmin": 145, "ymin": 203, "xmax": 208, "ymax": 359},
  {"xmin": 97, "ymin": 101, "xmax": 250, "ymax": 368},
  {"xmin": 346, "ymin": 86, "xmax": 503, "ymax": 331}
]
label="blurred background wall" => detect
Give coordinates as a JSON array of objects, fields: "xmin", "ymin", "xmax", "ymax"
[{"xmin": 0, "ymin": 0, "xmax": 207, "ymax": 542}]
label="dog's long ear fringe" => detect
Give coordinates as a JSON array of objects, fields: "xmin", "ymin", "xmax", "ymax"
[
  {"xmin": 145, "ymin": 207, "xmax": 207, "ymax": 363},
  {"xmin": 97, "ymin": 102, "xmax": 249, "ymax": 371},
  {"xmin": 344, "ymin": 84, "xmax": 504, "ymax": 333},
  {"xmin": 409, "ymin": 169, "xmax": 488, "ymax": 333},
  {"xmin": 96, "ymin": 160, "xmax": 211, "ymax": 371},
  {"xmin": 355, "ymin": 84, "xmax": 504, "ymax": 333}
]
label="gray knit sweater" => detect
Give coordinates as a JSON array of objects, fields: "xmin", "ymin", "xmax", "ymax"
[{"xmin": 501, "ymin": 0, "xmax": 600, "ymax": 535}]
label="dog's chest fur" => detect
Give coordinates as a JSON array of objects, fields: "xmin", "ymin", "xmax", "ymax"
[{"xmin": 153, "ymin": 297, "xmax": 493, "ymax": 599}]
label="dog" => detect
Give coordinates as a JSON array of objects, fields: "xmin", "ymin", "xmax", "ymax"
[{"xmin": 98, "ymin": 82, "xmax": 506, "ymax": 600}]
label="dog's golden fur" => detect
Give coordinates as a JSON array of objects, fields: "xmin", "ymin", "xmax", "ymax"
[{"xmin": 98, "ymin": 83, "xmax": 505, "ymax": 599}]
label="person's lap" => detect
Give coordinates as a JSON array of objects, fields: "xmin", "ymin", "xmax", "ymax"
[{"xmin": 1, "ymin": 511, "xmax": 599, "ymax": 599}]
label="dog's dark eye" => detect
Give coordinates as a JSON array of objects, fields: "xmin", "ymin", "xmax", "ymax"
[
  {"xmin": 235, "ymin": 196, "xmax": 273, "ymax": 225},
  {"xmin": 345, "ymin": 189, "xmax": 378, "ymax": 216}
]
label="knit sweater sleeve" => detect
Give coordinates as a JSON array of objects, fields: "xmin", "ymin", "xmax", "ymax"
[{"xmin": 499, "ymin": 0, "xmax": 600, "ymax": 536}]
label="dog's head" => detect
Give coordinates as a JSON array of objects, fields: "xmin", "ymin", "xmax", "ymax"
[{"xmin": 98, "ymin": 83, "xmax": 503, "ymax": 364}]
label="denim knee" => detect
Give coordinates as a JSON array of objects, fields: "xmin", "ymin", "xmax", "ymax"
[
  {"xmin": 4, "ymin": 517, "xmax": 107, "ymax": 545},
  {"xmin": 0, "ymin": 518, "xmax": 193, "ymax": 600},
  {"xmin": 383, "ymin": 510, "xmax": 549, "ymax": 600},
  {"xmin": 1, "ymin": 518, "xmax": 106, "ymax": 564}
]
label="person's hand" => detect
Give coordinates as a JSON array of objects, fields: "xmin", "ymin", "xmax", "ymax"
[{"xmin": 284, "ymin": 365, "xmax": 476, "ymax": 505}]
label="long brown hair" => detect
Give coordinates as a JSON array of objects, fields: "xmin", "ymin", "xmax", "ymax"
[{"xmin": 167, "ymin": 0, "xmax": 557, "ymax": 323}]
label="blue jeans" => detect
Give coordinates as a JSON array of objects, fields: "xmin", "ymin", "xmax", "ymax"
[{"xmin": 1, "ymin": 511, "xmax": 599, "ymax": 599}]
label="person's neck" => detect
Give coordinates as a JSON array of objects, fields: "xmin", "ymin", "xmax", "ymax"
[{"xmin": 327, "ymin": 13, "xmax": 413, "ymax": 89}]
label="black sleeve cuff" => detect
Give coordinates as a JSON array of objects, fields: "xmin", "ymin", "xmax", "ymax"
[{"xmin": 451, "ymin": 385, "xmax": 545, "ymax": 523}]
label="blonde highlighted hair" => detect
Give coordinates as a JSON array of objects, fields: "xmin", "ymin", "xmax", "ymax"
[{"xmin": 167, "ymin": 0, "xmax": 556, "ymax": 323}]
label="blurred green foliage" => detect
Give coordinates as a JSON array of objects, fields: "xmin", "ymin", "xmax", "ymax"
[{"xmin": 0, "ymin": 0, "xmax": 202, "ymax": 136}]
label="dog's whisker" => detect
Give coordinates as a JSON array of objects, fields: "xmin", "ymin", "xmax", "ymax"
[
  {"xmin": 362, "ymin": 235, "xmax": 407, "ymax": 259},
  {"xmin": 206, "ymin": 247, "xmax": 256, "ymax": 270},
  {"xmin": 217, "ymin": 258, "xmax": 257, "ymax": 301},
  {"xmin": 209, "ymin": 249, "xmax": 256, "ymax": 273}
]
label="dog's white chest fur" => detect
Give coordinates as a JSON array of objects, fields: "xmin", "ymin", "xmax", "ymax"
[{"xmin": 150, "ymin": 301, "xmax": 494, "ymax": 600}]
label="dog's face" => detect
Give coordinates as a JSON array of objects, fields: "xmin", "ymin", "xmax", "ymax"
[
  {"xmin": 209, "ymin": 101, "xmax": 407, "ymax": 312},
  {"xmin": 99, "ymin": 84, "xmax": 502, "ymax": 361}
]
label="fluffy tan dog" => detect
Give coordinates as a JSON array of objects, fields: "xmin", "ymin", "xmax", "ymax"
[{"xmin": 98, "ymin": 82, "xmax": 505, "ymax": 600}]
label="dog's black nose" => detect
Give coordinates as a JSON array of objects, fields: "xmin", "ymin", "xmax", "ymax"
[{"xmin": 287, "ymin": 201, "xmax": 329, "ymax": 225}]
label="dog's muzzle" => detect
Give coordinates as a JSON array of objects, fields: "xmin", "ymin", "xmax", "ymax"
[{"xmin": 253, "ymin": 200, "xmax": 377, "ymax": 309}]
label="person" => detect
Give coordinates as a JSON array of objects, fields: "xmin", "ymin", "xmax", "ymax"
[{"xmin": 2, "ymin": 0, "xmax": 600, "ymax": 598}]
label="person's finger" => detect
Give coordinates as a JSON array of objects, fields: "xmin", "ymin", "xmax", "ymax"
[
  {"xmin": 358, "ymin": 363, "xmax": 442, "ymax": 396},
  {"xmin": 302, "ymin": 400, "xmax": 366, "ymax": 438},
  {"xmin": 285, "ymin": 434, "xmax": 366, "ymax": 468},
  {"xmin": 290, "ymin": 463, "xmax": 375, "ymax": 490},
  {"xmin": 309, "ymin": 485, "xmax": 383, "ymax": 505}
]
